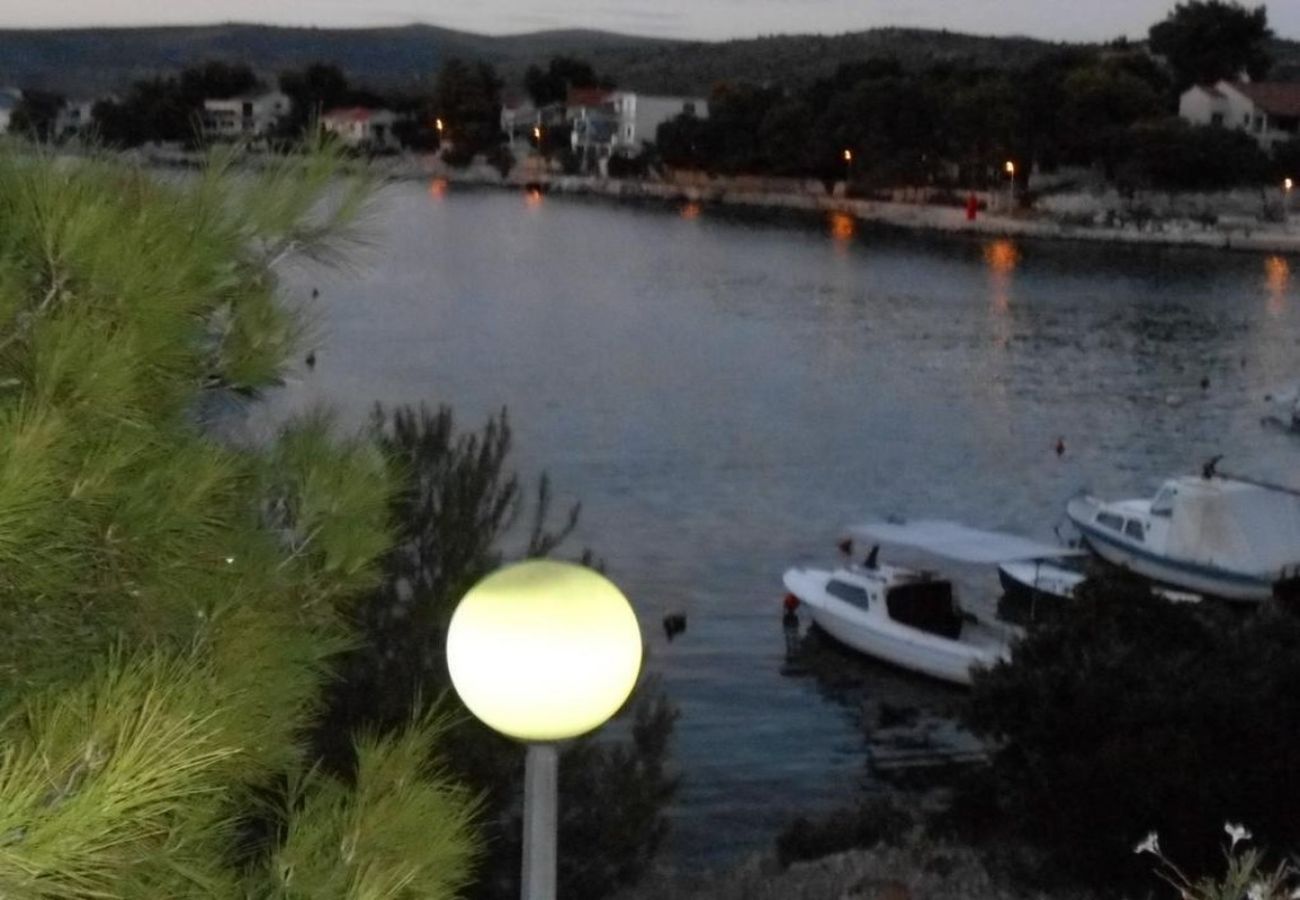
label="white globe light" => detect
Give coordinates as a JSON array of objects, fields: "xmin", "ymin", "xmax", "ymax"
[{"xmin": 447, "ymin": 560, "xmax": 643, "ymax": 742}]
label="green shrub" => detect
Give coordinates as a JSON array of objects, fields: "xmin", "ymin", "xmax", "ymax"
[{"xmin": 961, "ymin": 570, "xmax": 1300, "ymax": 888}]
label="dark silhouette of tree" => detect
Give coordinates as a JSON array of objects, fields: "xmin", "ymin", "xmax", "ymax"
[
  {"xmin": 1148, "ymin": 0, "xmax": 1273, "ymax": 90},
  {"xmin": 279, "ymin": 62, "xmax": 351, "ymax": 131},
  {"xmin": 433, "ymin": 59, "xmax": 504, "ymax": 166},
  {"xmin": 9, "ymin": 89, "xmax": 65, "ymax": 141},
  {"xmin": 524, "ymin": 56, "xmax": 605, "ymax": 107},
  {"xmin": 314, "ymin": 404, "xmax": 678, "ymax": 900},
  {"xmin": 961, "ymin": 570, "xmax": 1300, "ymax": 889},
  {"xmin": 179, "ymin": 60, "xmax": 260, "ymax": 106}
]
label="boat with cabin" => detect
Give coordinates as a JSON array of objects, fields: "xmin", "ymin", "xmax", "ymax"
[
  {"xmin": 782, "ymin": 556, "xmax": 1009, "ymax": 687},
  {"xmin": 1065, "ymin": 463, "xmax": 1300, "ymax": 602}
]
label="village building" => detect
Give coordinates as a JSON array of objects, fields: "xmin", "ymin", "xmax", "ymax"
[
  {"xmin": 500, "ymin": 95, "xmax": 568, "ymax": 149},
  {"xmin": 321, "ymin": 107, "xmax": 400, "ymax": 150},
  {"xmin": 567, "ymin": 88, "xmax": 708, "ymax": 172},
  {"xmin": 55, "ymin": 98, "xmax": 98, "ymax": 139},
  {"xmin": 1179, "ymin": 80, "xmax": 1300, "ymax": 149},
  {"xmin": 203, "ymin": 90, "xmax": 292, "ymax": 139}
]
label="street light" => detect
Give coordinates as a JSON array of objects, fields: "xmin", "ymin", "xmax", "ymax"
[
  {"xmin": 842, "ymin": 148, "xmax": 853, "ymax": 190},
  {"xmin": 447, "ymin": 560, "xmax": 643, "ymax": 900},
  {"xmin": 1004, "ymin": 160, "xmax": 1016, "ymax": 210},
  {"xmin": 435, "ymin": 117, "xmax": 444, "ymax": 134},
  {"xmin": 1286, "ymin": 177, "xmax": 1294, "ymax": 223}
]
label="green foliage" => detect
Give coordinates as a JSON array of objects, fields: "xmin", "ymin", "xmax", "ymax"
[
  {"xmin": 8, "ymin": 90, "xmax": 65, "ymax": 142},
  {"xmin": 434, "ymin": 59, "xmax": 505, "ymax": 166},
  {"xmin": 0, "ymin": 148, "xmax": 478, "ymax": 898},
  {"xmin": 1116, "ymin": 118, "xmax": 1271, "ymax": 189},
  {"xmin": 1274, "ymin": 137, "xmax": 1300, "ymax": 181},
  {"xmin": 1137, "ymin": 826, "xmax": 1300, "ymax": 900},
  {"xmin": 314, "ymin": 403, "xmax": 678, "ymax": 900},
  {"xmin": 91, "ymin": 62, "xmax": 261, "ymax": 148},
  {"xmin": 1148, "ymin": 1, "xmax": 1273, "ymax": 91},
  {"xmin": 961, "ymin": 570, "xmax": 1300, "ymax": 889},
  {"xmin": 776, "ymin": 798, "xmax": 913, "ymax": 868},
  {"xmin": 279, "ymin": 63, "xmax": 353, "ymax": 136},
  {"xmin": 523, "ymin": 57, "xmax": 607, "ymax": 108}
]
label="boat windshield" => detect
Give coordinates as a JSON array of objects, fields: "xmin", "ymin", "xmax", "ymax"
[
  {"xmin": 886, "ymin": 581, "xmax": 962, "ymax": 639},
  {"xmin": 1151, "ymin": 485, "xmax": 1177, "ymax": 517}
]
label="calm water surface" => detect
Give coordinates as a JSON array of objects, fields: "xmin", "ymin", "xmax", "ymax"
[{"xmin": 263, "ymin": 186, "xmax": 1300, "ymax": 869}]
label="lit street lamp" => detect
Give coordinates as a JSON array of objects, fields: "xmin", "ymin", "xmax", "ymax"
[
  {"xmin": 447, "ymin": 560, "xmax": 643, "ymax": 900},
  {"xmin": 843, "ymin": 148, "xmax": 853, "ymax": 189},
  {"xmin": 1286, "ymin": 177, "xmax": 1294, "ymax": 225},
  {"xmin": 435, "ymin": 117, "xmax": 444, "ymax": 135},
  {"xmin": 1004, "ymin": 160, "xmax": 1016, "ymax": 211}
]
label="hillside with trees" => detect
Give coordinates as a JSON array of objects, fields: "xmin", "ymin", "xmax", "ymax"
[{"xmin": 3, "ymin": 22, "xmax": 1296, "ymax": 99}]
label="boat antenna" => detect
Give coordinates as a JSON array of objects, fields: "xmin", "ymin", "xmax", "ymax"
[
  {"xmin": 1202, "ymin": 455, "xmax": 1223, "ymax": 480},
  {"xmin": 864, "ymin": 544, "xmax": 880, "ymax": 569}
]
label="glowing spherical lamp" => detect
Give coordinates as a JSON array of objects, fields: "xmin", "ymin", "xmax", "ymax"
[
  {"xmin": 448, "ymin": 560, "xmax": 643, "ymax": 741},
  {"xmin": 447, "ymin": 560, "xmax": 643, "ymax": 900}
]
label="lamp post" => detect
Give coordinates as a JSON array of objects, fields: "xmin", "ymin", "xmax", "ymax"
[
  {"xmin": 447, "ymin": 560, "xmax": 643, "ymax": 900},
  {"xmin": 1286, "ymin": 177, "xmax": 1294, "ymax": 225},
  {"xmin": 843, "ymin": 148, "xmax": 853, "ymax": 191},
  {"xmin": 1004, "ymin": 160, "xmax": 1016, "ymax": 211}
]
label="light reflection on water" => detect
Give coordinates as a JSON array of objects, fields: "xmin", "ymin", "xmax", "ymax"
[
  {"xmin": 1267, "ymin": 255, "xmax": 1291, "ymax": 317},
  {"xmin": 828, "ymin": 210, "xmax": 856, "ymax": 247},
  {"xmin": 263, "ymin": 187, "xmax": 1300, "ymax": 870}
]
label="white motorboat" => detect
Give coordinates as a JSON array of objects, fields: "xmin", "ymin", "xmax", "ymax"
[
  {"xmin": 782, "ymin": 560, "xmax": 1009, "ymax": 687},
  {"xmin": 996, "ymin": 555, "xmax": 1200, "ymax": 620},
  {"xmin": 1065, "ymin": 466, "xmax": 1300, "ymax": 602},
  {"xmin": 851, "ymin": 518, "xmax": 1090, "ymax": 626}
]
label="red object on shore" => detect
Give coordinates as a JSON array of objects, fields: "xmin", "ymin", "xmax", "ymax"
[
  {"xmin": 783, "ymin": 593, "xmax": 800, "ymax": 612},
  {"xmin": 965, "ymin": 193, "xmax": 978, "ymax": 221}
]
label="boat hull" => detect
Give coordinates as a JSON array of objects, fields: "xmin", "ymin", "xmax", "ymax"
[
  {"xmin": 1066, "ymin": 497, "xmax": 1272, "ymax": 602},
  {"xmin": 784, "ymin": 569, "xmax": 1005, "ymax": 687}
]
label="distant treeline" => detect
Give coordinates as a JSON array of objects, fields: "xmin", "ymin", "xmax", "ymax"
[{"xmin": 654, "ymin": 1, "xmax": 1299, "ymax": 192}]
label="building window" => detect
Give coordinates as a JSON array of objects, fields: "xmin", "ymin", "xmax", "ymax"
[
  {"xmin": 1124, "ymin": 520, "xmax": 1145, "ymax": 541},
  {"xmin": 826, "ymin": 579, "xmax": 869, "ymax": 610},
  {"xmin": 1254, "ymin": 114, "xmax": 1265, "ymax": 132},
  {"xmin": 625, "ymin": 125, "xmax": 634, "ymax": 140},
  {"xmin": 1211, "ymin": 112, "xmax": 1224, "ymax": 126}
]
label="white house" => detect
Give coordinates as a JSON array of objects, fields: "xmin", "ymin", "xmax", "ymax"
[
  {"xmin": 55, "ymin": 99, "xmax": 97, "ymax": 139},
  {"xmin": 0, "ymin": 88, "xmax": 23, "ymax": 135},
  {"xmin": 607, "ymin": 92, "xmax": 708, "ymax": 155},
  {"xmin": 203, "ymin": 90, "xmax": 292, "ymax": 139},
  {"xmin": 567, "ymin": 88, "xmax": 708, "ymax": 169},
  {"xmin": 321, "ymin": 107, "xmax": 400, "ymax": 150},
  {"xmin": 1179, "ymin": 80, "xmax": 1300, "ymax": 149}
]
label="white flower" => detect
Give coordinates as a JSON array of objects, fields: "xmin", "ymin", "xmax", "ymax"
[
  {"xmin": 1225, "ymin": 822, "xmax": 1253, "ymax": 850},
  {"xmin": 1134, "ymin": 832, "xmax": 1160, "ymax": 855},
  {"xmin": 1247, "ymin": 883, "xmax": 1265, "ymax": 900}
]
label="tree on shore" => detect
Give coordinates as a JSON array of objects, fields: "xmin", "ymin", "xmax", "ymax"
[
  {"xmin": 8, "ymin": 89, "xmax": 65, "ymax": 141},
  {"xmin": 314, "ymin": 404, "xmax": 680, "ymax": 900},
  {"xmin": 1148, "ymin": 0, "xmax": 1273, "ymax": 90},
  {"xmin": 0, "ymin": 147, "xmax": 478, "ymax": 897},
  {"xmin": 433, "ymin": 59, "xmax": 505, "ymax": 167},
  {"xmin": 959, "ymin": 570, "xmax": 1300, "ymax": 889},
  {"xmin": 524, "ymin": 56, "xmax": 608, "ymax": 107}
]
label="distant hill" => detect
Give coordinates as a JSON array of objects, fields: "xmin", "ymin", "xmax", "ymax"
[
  {"xmin": 0, "ymin": 24, "xmax": 673, "ymax": 95},
  {"xmin": 0, "ymin": 23, "xmax": 1296, "ymax": 98}
]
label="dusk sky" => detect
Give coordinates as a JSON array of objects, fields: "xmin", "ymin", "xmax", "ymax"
[{"xmin": 0, "ymin": 1, "xmax": 1297, "ymax": 43}]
